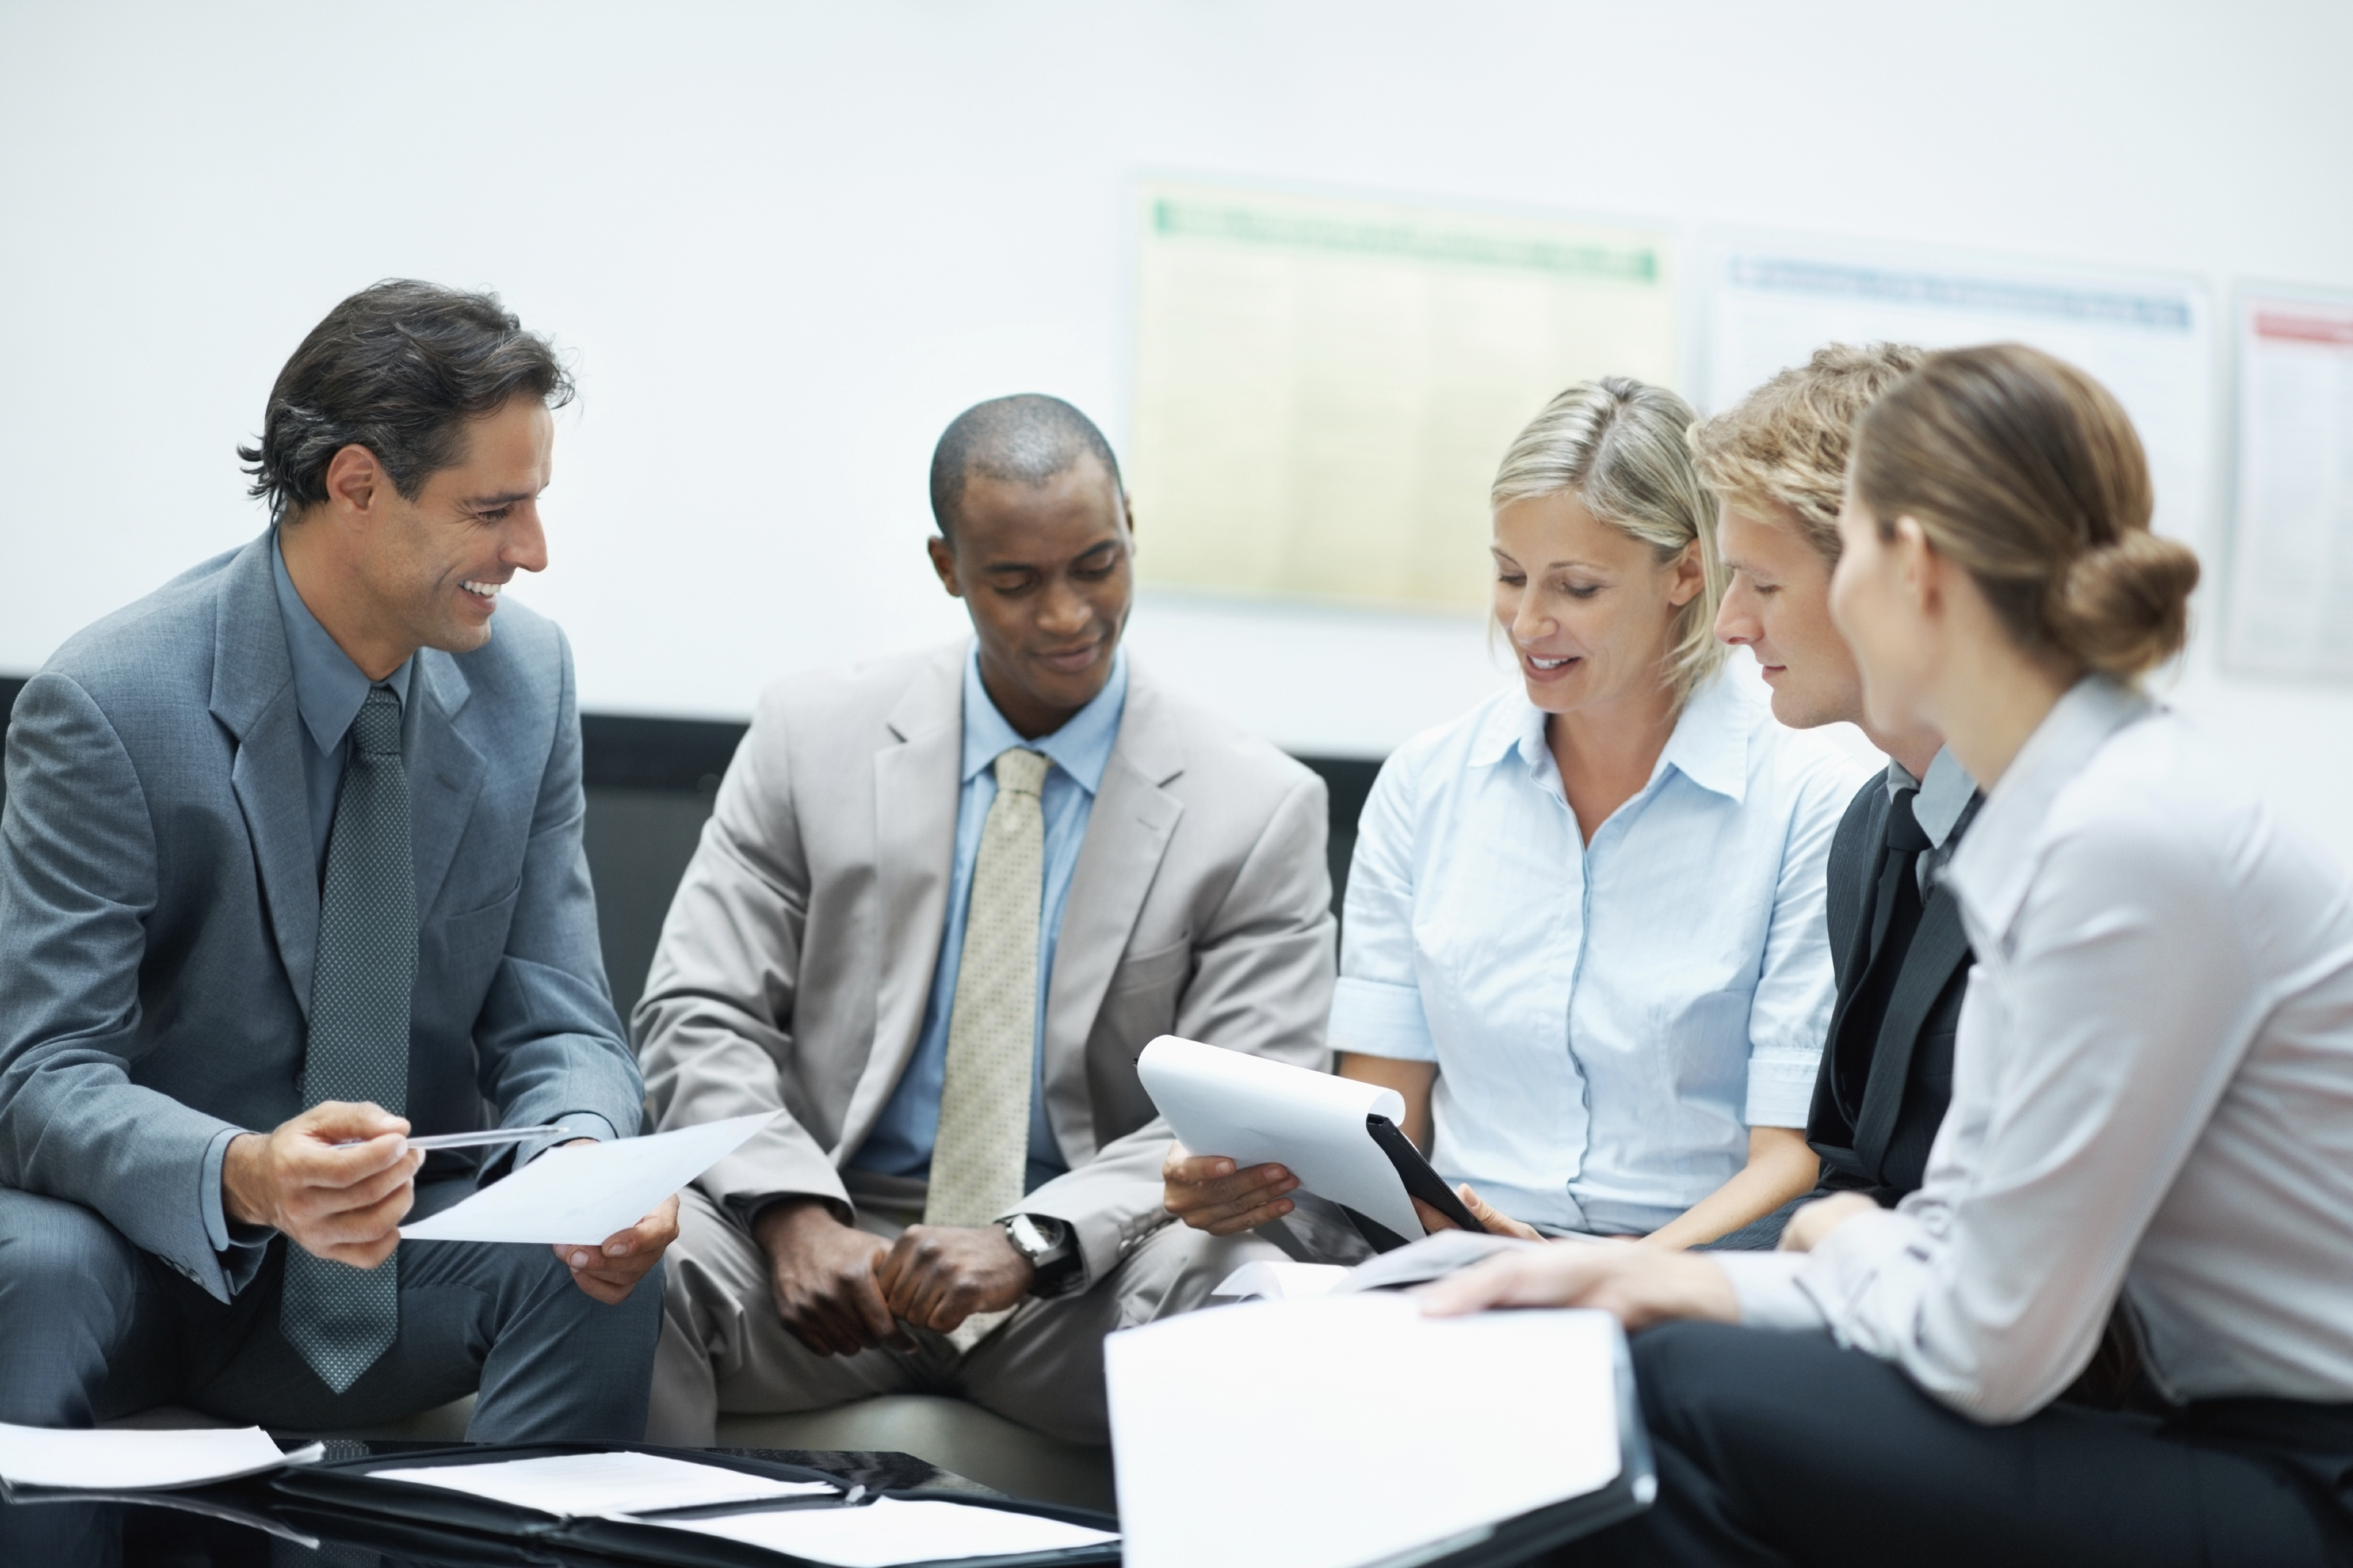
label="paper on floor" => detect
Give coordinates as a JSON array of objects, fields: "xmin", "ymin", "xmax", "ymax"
[
  {"xmin": 1137, "ymin": 1034, "xmax": 1425, "ymax": 1240},
  {"xmin": 400, "ymin": 1112, "xmax": 775, "ymax": 1243},
  {"xmin": 0, "ymin": 1424, "xmax": 319, "ymax": 1491},
  {"xmin": 640, "ymin": 1497, "xmax": 1118, "ymax": 1566},
  {"xmin": 1107, "ymin": 1293, "xmax": 1622, "ymax": 1568},
  {"xmin": 369, "ymin": 1450, "xmax": 834, "ymax": 1517}
]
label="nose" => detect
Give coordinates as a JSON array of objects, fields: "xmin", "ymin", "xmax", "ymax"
[
  {"xmin": 1715, "ymin": 578, "xmax": 1758, "ymax": 646},
  {"xmin": 1508, "ymin": 586, "xmax": 1552, "ymax": 650},
  {"xmin": 1036, "ymin": 575, "xmax": 1092, "ymax": 638},
  {"xmin": 502, "ymin": 502, "xmax": 550, "ymax": 575}
]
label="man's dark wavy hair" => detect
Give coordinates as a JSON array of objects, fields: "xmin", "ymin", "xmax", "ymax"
[{"xmin": 239, "ymin": 280, "xmax": 573, "ymax": 525}]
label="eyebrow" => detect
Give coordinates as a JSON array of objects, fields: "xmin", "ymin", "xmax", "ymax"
[
  {"xmin": 1491, "ymin": 548, "xmax": 1602, "ymax": 571},
  {"xmin": 465, "ymin": 489, "xmax": 539, "ymax": 509}
]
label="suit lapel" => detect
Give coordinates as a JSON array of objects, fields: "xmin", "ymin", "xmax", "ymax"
[
  {"xmin": 405, "ymin": 651, "xmax": 485, "ymax": 919},
  {"xmin": 838, "ymin": 651, "xmax": 965, "ymax": 1157},
  {"xmin": 208, "ymin": 539, "xmax": 321, "ymax": 1017},
  {"xmin": 1851, "ymin": 886, "xmax": 1971, "ymax": 1174},
  {"xmin": 1040, "ymin": 673, "xmax": 1183, "ymax": 1168}
]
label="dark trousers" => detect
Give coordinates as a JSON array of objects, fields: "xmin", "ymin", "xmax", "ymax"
[
  {"xmin": 0, "ymin": 1186, "xmax": 661, "ymax": 1442},
  {"xmin": 1552, "ymin": 1321, "xmax": 2353, "ymax": 1568}
]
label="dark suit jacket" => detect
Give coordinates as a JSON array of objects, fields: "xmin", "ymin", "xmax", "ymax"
[
  {"xmin": 1805, "ymin": 772, "xmax": 1975, "ymax": 1202},
  {"xmin": 0, "ymin": 535, "xmax": 643, "ymax": 1302}
]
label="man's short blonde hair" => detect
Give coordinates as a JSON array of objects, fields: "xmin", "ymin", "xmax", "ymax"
[{"xmin": 1689, "ymin": 343, "xmax": 1924, "ymax": 565}]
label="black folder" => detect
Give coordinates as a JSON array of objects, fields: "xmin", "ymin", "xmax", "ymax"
[{"xmin": 269, "ymin": 1442, "xmax": 1122, "ymax": 1568}]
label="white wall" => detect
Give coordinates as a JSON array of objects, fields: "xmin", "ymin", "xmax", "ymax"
[{"xmin": 4, "ymin": 2, "xmax": 2352, "ymax": 840}]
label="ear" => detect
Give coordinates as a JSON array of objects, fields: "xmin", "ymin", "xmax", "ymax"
[
  {"xmin": 926, "ymin": 534, "xmax": 964, "ymax": 599},
  {"xmin": 1122, "ymin": 489, "xmax": 1138, "ymax": 552},
  {"xmin": 321, "ymin": 443, "xmax": 390, "ymax": 528},
  {"xmin": 1890, "ymin": 515, "xmax": 1941, "ymax": 613},
  {"xmin": 1664, "ymin": 539, "xmax": 1705, "ymax": 609}
]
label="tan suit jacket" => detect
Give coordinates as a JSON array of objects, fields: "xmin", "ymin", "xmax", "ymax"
[{"xmin": 635, "ymin": 640, "xmax": 1336, "ymax": 1287}]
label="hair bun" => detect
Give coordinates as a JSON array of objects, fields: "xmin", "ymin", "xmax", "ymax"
[{"xmin": 2048, "ymin": 530, "xmax": 2201, "ymax": 678}]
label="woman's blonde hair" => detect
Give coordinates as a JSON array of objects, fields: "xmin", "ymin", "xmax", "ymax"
[
  {"xmin": 1851, "ymin": 343, "xmax": 2200, "ymax": 681},
  {"xmin": 1491, "ymin": 377, "xmax": 1726, "ymax": 706},
  {"xmin": 1689, "ymin": 342, "xmax": 1925, "ymax": 565}
]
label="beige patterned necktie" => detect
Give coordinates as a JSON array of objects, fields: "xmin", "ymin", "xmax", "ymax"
[{"xmin": 926, "ymin": 747, "xmax": 1049, "ymax": 1230}]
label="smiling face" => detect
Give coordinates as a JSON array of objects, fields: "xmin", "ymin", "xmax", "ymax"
[
  {"xmin": 1492, "ymin": 489, "xmax": 1702, "ymax": 720},
  {"xmin": 358, "ymin": 396, "xmax": 554, "ymax": 657},
  {"xmin": 1712, "ymin": 500, "xmax": 1863, "ymax": 730},
  {"xmin": 927, "ymin": 452, "xmax": 1134, "ymax": 739}
]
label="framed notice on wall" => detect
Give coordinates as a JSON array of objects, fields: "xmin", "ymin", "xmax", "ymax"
[
  {"xmin": 2222, "ymin": 292, "xmax": 2353, "ymax": 678},
  {"xmin": 1129, "ymin": 182, "xmax": 1679, "ymax": 611},
  {"xmin": 1703, "ymin": 236, "xmax": 2215, "ymax": 553}
]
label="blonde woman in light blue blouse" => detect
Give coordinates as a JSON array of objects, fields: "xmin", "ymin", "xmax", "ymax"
[{"xmin": 1164, "ymin": 379, "xmax": 1867, "ymax": 1249}]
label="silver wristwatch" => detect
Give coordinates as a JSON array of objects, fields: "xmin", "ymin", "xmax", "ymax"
[{"xmin": 999, "ymin": 1213, "xmax": 1080, "ymax": 1296}]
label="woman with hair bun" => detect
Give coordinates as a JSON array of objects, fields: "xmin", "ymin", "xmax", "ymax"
[{"xmin": 1430, "ymin": 345, "xmax": 2353, "ymax": 1565}]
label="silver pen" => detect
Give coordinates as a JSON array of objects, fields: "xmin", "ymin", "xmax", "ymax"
[{"xmin": 333, "ymin": 1124, "xmax": 576, "ymax": 1150}]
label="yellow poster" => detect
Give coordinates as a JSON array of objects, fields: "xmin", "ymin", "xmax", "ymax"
[{"xmin": 1131, "ymin": 182, "xmax": 1680, "ymax": 609}]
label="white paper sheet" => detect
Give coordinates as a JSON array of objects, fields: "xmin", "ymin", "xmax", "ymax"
[
  {"xmin": 401, "ymin": 1112, "xmax": 775, "ymax": 1242},
  {"xmin": 1210, "ymin": 1260, "xmax": 1350, "ymax": 1300},
  {"xmin": 1107, "ymin": 1293, "xmax": 1624, "ymax": 1568},
  {"xmin": 0, "ymin": 1424, "xmax": 318, "ymax": 1492},
  {"xmin": 368, "ymin": 1451, "xmax": 834, "ymax": 1517},
  {"xmin": 640, "ymin": 1498, "xmax": 1119, "ymax": 1566},
  {"xmin": 1137, "ymin": 1035, "xmax": 1424, "ymax": 1241}
]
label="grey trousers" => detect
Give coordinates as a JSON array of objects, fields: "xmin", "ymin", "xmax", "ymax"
[
  {"xmin": 0, "ymin": 1185, "xmax": 662, "ymax": 1441},
  {"xmin": 648, "ymin": 1183, "xmax": 1285, "ymax": 1448}
]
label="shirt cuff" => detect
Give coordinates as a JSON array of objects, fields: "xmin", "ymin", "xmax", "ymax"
[
  {"xmin": 1330, "ymin": 977, "xmax": 1438, "ymax": 1062},
  {"xmin": 201, "ymin": 1124, "xmax": 241, "ymax": 1253},
  {"xmin": 524, "ymin": 1111, "xmax": 619, "ymax": 1165},
  {"xmin": 1712, "ymin": 1252, "xmax": 1826, "ymax": 1330},
  {"xmin": 1743, "ymin": 1049, "xmax": 1822, "ymax": 1128},
  {"xmin": 201, "ymin": 1124, "xmax": 275, "ymax": 1297}
]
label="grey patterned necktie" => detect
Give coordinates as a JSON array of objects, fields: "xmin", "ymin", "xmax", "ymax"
[
  {"xmin": 282, "ymin": 684, "xmax": 415, "ymax": 1393},
  {"xmin": 925, "ymin": 748, "xmax": 1049, "ymax": 1230}
]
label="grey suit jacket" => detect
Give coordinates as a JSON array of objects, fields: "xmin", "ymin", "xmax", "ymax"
[
  {"xmin": 636, "ymin": 641, "xmax": 1337, "ymax": 1288},
  {"xmin": 0, "ymin": 535, "xmax": 643, "ymax": 1302}
]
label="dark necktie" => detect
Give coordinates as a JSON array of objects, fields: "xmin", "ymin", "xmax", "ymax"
[
  {"xmin": 281, "ymin": 684, "xmax": 415, "ymax": 1393},
  {"xmin": 1831, "ymin": 787, "xmax": 1931, "ymax": 1133}
]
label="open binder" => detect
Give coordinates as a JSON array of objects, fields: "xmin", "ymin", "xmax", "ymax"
[{"xmin": 270, "ymin": 1443, "xmax": 1122, "ymax": 1568}]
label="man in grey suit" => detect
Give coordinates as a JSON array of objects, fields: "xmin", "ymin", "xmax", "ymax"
[
  {"xmin": 0, "ymin": 282, "xmax": 672, "ymax": 1438},
  {"xmin": 641, "ymin": 395, "xmax": 1339, "ymax": 1447}
]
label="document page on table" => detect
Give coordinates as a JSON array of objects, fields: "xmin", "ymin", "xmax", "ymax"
[
  {"xmin": 0, "ymin": 1424, "xmax": 318, "ymax": 1491},
  {"xmin": 1107, "ymin": 1293, "xmax": 1624, "ymax": 1568},
  {"xmin": 1137, "ymin": 1034, "xmax": 1425, "ymax": 1240},
  {"xmin": 400, "ymin": 1112, "xmax": 775, "ymax": 1243},
  {"xmin": 641, "ymin": 1498, "xmax": 1118, "ymax": 1567},
  {"xmin": 366, "ymin": 1451, "xmax": 834, "ymax": 1517}
]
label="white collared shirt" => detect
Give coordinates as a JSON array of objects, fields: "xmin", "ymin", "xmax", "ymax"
[
  {"xmin": 1721, "ymin": 677, "xmax": 2353, "ymax": 1419},
  {"xmin": 1332, "ymin": 671, "xmax": 1870, "ymax": 1234}
]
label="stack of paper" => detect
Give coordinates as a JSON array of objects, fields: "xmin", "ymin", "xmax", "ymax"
[
  {"xmin": 1107, "ymin": 1293, "xmax": 1624, "ymax": 1568},
  {"xmin": 0, "ymin": 1424, "xmax": 319, "ymax": 1492}
]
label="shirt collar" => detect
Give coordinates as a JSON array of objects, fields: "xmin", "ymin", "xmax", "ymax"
[
  {"xmin": 1944, "ymin": 675, "xmax": 2153, "ymax": 936},
  {"xmin": 271, "ymin": 531, "xmax": 412, "ymax": 756},
  {"xmin": 1885, "ymin": 746, "xmax": 1978, "ymax": 852},
  {"xmin": 1468, "ymin": 669, "xmax": 1750, "ymax": 804},
  {"xmin": 959, "ymin": 642, "xmax": 1129, "ymax": 794}
]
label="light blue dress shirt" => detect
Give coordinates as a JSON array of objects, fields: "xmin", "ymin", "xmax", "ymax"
[
  {"xmin": 201, "ymin": 538, "xmax": 613, "ymax": 1255},
  {"xmin": 852, "ymin": 644, "xmax": 1131, "ymax": 1196},
  {"xmin": 1332, "ymin": 671, "xmax": 1869, "ymax": 1236}
]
